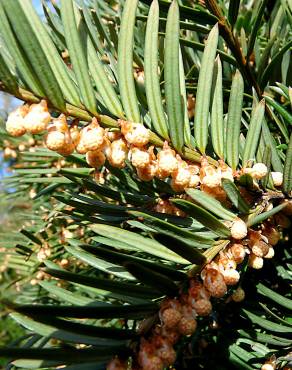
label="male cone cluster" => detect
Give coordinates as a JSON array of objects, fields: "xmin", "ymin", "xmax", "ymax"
[
  {"xmin": 107, "ymin": 271, "xmax": 244, "ymax": 369},
  {"xmin": 5, "ymin": 101, "xmax": 50, "ymax": 137},
  {"xmin": 106, "ymin": 211, "xmax": 289, "ymax": 370},
  {"xmin": 5, "ymin": 104, "xmax": 285, "ymax": 193},
  {"xmin": 5, "ymin": 103, "xmax": 291, "ymax": 370},
  {"xmin": 106, "ymin": 205, "xmax": 290, "ymax": 369}
]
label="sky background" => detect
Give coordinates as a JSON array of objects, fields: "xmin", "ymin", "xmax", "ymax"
[{"xmin": 32, "ymin": 0, "xmax": 44, "ymax": 16}]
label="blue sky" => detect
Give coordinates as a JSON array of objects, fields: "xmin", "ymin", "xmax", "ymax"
[{"xmin": 32, "ymin": 0, "xmax": 44, "ymax": 15}]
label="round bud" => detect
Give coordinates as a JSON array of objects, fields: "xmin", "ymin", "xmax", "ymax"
[
  {"xmin": 29, "ymin": 188, "xmax": 37, "ymax": 199},
  {"xmin": 12, "ymin": 150, "xmax": 17, "ymax": 158},
  {"xmin": 160, "ymin": 308, "xmax": 182, "ymax": 329},
  {"xmin": 157, "ymin": 153, "xmax": 178, "ymax": 177},
  {"xmin": 36, "ymin": 271, "xmax": 45, "ymax": 280},
  {"xmin": 24, "ymin": 100, "xmax": 51, "ymax": 134},
  {"xmin": 262, "ymin": 226, "xmax": 280, "ymax": 246},
  {"xmin": 217, "ymin": 253, "xmax": 237, "ymax": 270},
  {"xmin": 189, "ymin": 164, "xmax": 200, "ymax": 175},
  {"xmin": 271, "ymin": 171, "xmax": 283, "ymax": 186},
  {"xmin": 86, "ymin": 150, "xmax": 106, "ymax": 168},
  {"xmin": 80, "ymin": 120, "xmax": 105, "ymax": 152},
  {"xmin": 178, "ymin": 317, "xmax": 197, "ymax": 336},
  {"xmin": 45, "ymin": 115, "xmax": 70, "ymax": 152},
  {"xmin": 192, "ymin": 298, "xmax": 212, "ymax": 316},
  {"xmin": 137, "ymin": 161, "xmax": 157, "ymax": 181},
  {"xmin": 5, "ymin": 120, "xmax": 26, "ymax": 137},
  {"xmin": 130, "ymin": 147, "xmax": 150, "ymax": 168},
  {"xmin": 264, "ymin": 247, "xmax": 274, "ymax": 259},
  {"xmin": 57, "ymin": 142, "xmax": 75, "ymax": 156},
  {"xmin": 155, "ymin": 338, "xmax": 176, "ymax": 366},
  {"xmin": 201, "ymin": 262, "xmax": 219, "ymax": 280},
  {"xmin": 28, "ymin": 138, "xmax": 35, "ymax": 146},
  {"xmin": 76, "ymin": 139, "xmax": 88, "ymax": 154},
  {"xmin": 155, "ymin": 326, "xmax": 179, "ymax": 345},
  {"xmin": 251, "ymin": 163, "xmax": 268, "ymax": 179},
  {"xmin": 5, "ymin": 105, "xmax": 28, "ymax": 137},
  {"xmin": 37, "ymin": 248, "xmax": 48, "ymax": 262},
  {"xmin": 251, "ymin": 241, "xmax": 270, "ymax": 257},
  {"xmin": 110, "ymin": 138, "xmax": 127, "ymax": 152},
  {"xmin": 120, "ymin": 120, "xmax": 150, "ymax": 147},
  {"xmin": 222, "ymin": 269, "xmax": 240, "ymax": 286},
  {"xmin": 231, "ymin": 218, "xmax": 248, "ymax": 240},
  {"xmin": 231, "ymin": 287, "xmax": 245, "ymax": 302},
  {"xmin": 188, "ymin": 165, "xmax": 201, "ymax": 188},
  {"xmin": 201, "ymin": 173, "xmax": 221, "ymax": 188},
  {"xmin": 248, "ymin": 254, "xmax": 264, "ymax": 269},
  {"xmin": 53, "ymin": 114, "xmax": 69, "ymax": 133},
  {"xmin": 171, "ymin": 160, "xmax": 191, "ymax": 192},
  {"xmin": 230, "ymin": 244, "xmax": 246, "ymax": 264},
  {"xmin": 203, "ymin": 268, "xmax": 227, "ymax": 298},
  {"xmin": 30, "ymin": 278, "xmax": 38, "ymax": 286},
  {"xmin": 60, "ymin": 258, "xmax": 69, "ymax": 267},
  {"xmin": 108, "ymin": 149, "xmax": 126, "ymax": 168},
  {"xmin": 45, "ymin": 131, "xmax": 66, "ymax": 151},
  {"xmin": 200, "ymin": 162, "xmax": 216, "ymax": 178},
  {"xmin": 108, "ymin": 139, "xmax": 128, "ymax": 168},
  {"xmin": 189, "ymin": 280, "xmax": 211, "ymax": 301},
  {"xmin": 261, "ymin": 364, "xmax": 275, "ymax": 370}
]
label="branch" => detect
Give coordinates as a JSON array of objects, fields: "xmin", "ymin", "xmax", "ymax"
[
  {"xmin": 204, "ymin": 0, "xmax": 262, "ymax": 97},
  {"xmin": 1, "ymin": 84, "xmax": 218, "ymax": 165}
]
